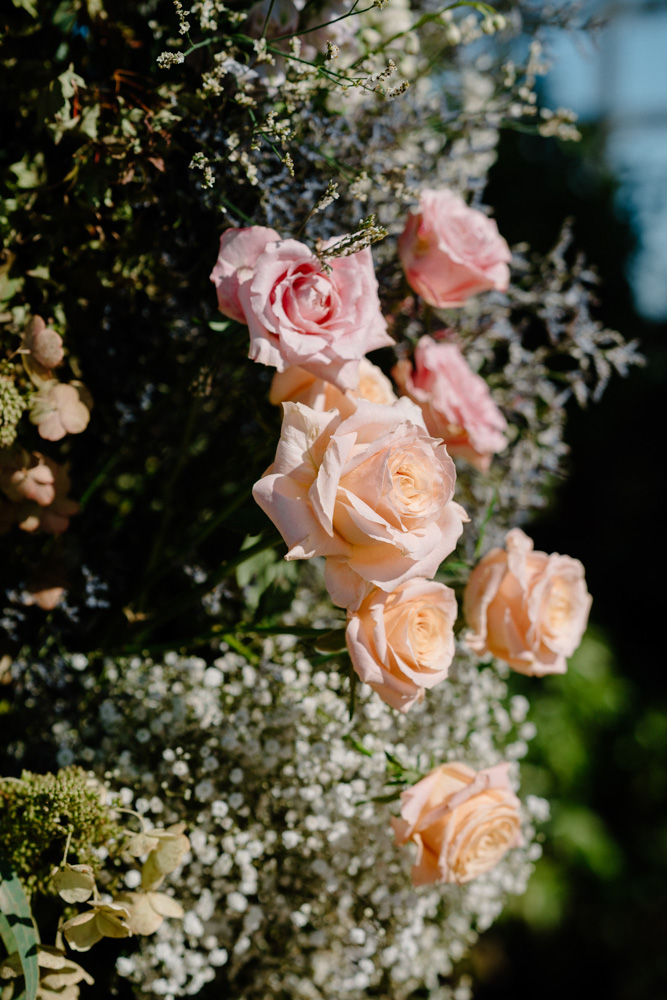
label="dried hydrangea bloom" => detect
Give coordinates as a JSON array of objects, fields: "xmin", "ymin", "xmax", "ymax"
[
  {"xmin": 0, "ymin": 449, "xmax": 55, "ymax": 506},
  {"xmin": 18, "ymin": 456, "xmax": 78, "ymax": 535},
  {"xmin": 140, "ymin": 823, "xmax": 190, "ymax": 890},
  {"xmin": 24, "ymin": 582, "xmax": 66, "ymax": 611},
  {"xmin": 0, "ymin": 945, "xmax": 94, "ymax": 998},
  {"xmin": 51, "ymin": 863, "xmax": 95, "ymax": 903},
  {"xmin": 62, "ymin": 901, "xmax": 132, "ymax": 951},
  {"xmin": 21, "ymin": 315, "xmax": 64, "ymax": 380},
  {"xmin": 115, "ymin": 891, "xmax": 185, "ymax": 935},
  {"xmin": 29, "ymin": 381, "xmax": 90, "ymax": 442}
]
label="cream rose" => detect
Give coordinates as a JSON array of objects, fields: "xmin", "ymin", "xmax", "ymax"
[
  {"xmin": 252, "ymin": 398, "xmax": 468, "ymax": 609},
  {"xmin": 391, "ymin": 761, "xmax": 522, "ymax": 885},
  {"xmin": 346, "ymin": 577, "xmax": 457, "ymax": 712},
  {"xmin": 464, "ymin": 527, "xmax": 592, "ymax": 675},
  {"xmin": 269, "ymin": 358, "xmax": 398, "ymax": 416}
]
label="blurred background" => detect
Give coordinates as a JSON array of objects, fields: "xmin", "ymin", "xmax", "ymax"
[{"xmin": 473, "ymin": 2, "xmax": 667, "ymax": 996}]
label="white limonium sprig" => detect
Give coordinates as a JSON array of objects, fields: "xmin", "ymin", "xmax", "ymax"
[
  {"xmin": 315, "ymin": 214, "xmax": 388, "ymax": 270},
  {"xmin": 189, "ymin": 151, "xmax": 215, "ymax": 188},
  {"xmin": 157, "ymin": 51, "xmax": 185, "ymax": 69}
]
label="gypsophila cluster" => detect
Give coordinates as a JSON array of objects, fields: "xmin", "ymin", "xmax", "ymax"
[{"xmin": 36, "ymin": 610, "xmax": 547, "ymax": 1000}]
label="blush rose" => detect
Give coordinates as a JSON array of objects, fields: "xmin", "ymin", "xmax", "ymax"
[
  {"xmin": 391, "ymin": 761, "xmax": 522, "ymax": 885},
  {"xmin": 398, "ymin": 189, "xmax": 511, "ymax": 308},
  {"xmin": 252, "ymin": 397, "xmax": 468, "ymax": 610},
  {"xmin": 464, "ymin": 527, "xmax": 592, "ymax": 675},
  {"xmin": 346, "ymin": 577, "xmax": 457, "ymax": 712},
  {"xmin": 211, "ymin": 227, "xmax": 392, "ymax": 390},
  {"xmin": 392, "ymin": 336, "xmax": 507, "ymax": 471}
]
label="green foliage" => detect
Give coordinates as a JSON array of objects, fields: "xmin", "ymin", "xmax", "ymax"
[
  {"xmin": 0, "ymin": 767, "xmax": 121, "ymax": 896},
  {"xmin": 506, "ymin": 628, "xmax": 628, "ymax": 929},
  {"xmin": 0, "ymin": 853, "xmax": 39, "ymax": 1000}
]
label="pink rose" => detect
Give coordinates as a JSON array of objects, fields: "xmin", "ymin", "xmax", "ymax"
[
  {"xmin": 252, "ymin": 398, "xmax": 468, "ymax": 609},
  {"xmin": 398, "ymin": 189, "xmax": 511, "ymax": 307},
  {"xmin": 212, "ymin": 226, "xmax": 392, "ymax": 390},
  {"xmin": 269, "ymin": 358, "xmax": 398, "ymax": 416},
  {"xmin": 391, "ymin": 761, "xmax": 522, "ymax": 885},
  {"xmin": 464, "ymin": 528, "xmax": 592, "ymax": 675},
  {"xmin": 210, "ymin": 226, "xmax": 281, "ymax": 323},
  {"xmin": 393, "ymin": 336, "xmax": 507, "ymax": 471},
  {"xmin": 346, "ymin": 577, "xmax": 457, "ymax": 712}
]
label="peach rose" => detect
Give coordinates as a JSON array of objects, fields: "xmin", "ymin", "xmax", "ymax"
[
  {"xmin": 393, "ymin": 337, "xmax": 507, "ymax": 471},
  {"xmin": 346, "ymin": 577, "xmax": 457, "ymax": 712},
  {"xmin": 464, "ymin": 528, "xmax": 592, "ymax": 675},
  {"xmin": 269, "ymin": 358, "xmax": 397, "ymax": 416},
  {"xmin": 391, "ymin": 761, "xmax": 522, "ymax": 885},
  {"xmin": 252, "ymin": 398, "xmax": 468, "ymax": 609},
  {"xmin": 210, "ymin": 226, "xmax": 281, "ymax": 323},
  {"xmin": 212, "ymin": 227, "xmax": 393, "ymax": 390},
  {"xmin": 398, "ymin": 189, "xmax": 511, "ymax": 308}
]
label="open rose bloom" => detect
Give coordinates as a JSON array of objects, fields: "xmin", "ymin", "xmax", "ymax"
[
  {"xmin": 464, "ymin": 527, "xmax": 592, "ymax": 675},
  {"xmin": 392, "ymin": 761, "xmax": 523, "ymax": 885},
  {"xmin": 210, "ymin": 227, "xmax": 392, "ymax": 390},
  {"xmin": 398, "ymin": 189, "xmax": 511, "ymax": 308},
  {"xmin": 346, "ymin": 578, "xmax": 457, "ymax": 712},
  {"xmin": 393, "ymin": 336, "xmax": 507, "ymax": 471},
  {"xmin": 269, "ymin": 358, "xmax": 398, "ymax": 416},
  {"xmin": 252, "ymin": 398, "xmax": 468, "ymax": 610}
]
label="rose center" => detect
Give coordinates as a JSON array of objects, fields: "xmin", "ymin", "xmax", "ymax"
[
  {"xmin": 409, "ymin": 603, "xmax": 447, "ymax": 665},
  {"xmin": 291, "ymin": 273, "xmax": 334, "ymax": 324},
  {"xmin": 388, "ymin": 451, "xmax": 437, "ymax": 517},
  {"xmin": 544, "ymin": 578, "xmax": 573, "ymax": 634}
]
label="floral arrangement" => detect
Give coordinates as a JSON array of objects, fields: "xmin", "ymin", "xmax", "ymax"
[{"xmin": 0, "ymin": 1, "xmax": 642, "ymax": 999}]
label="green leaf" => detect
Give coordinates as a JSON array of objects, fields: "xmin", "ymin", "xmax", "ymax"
[
  {"xmin": 0, "ymin": 912, "xmax": 17, "ymax": 960},
  {"xmin": 343, "ymin": 736, "xmax": 374, "ymax": 758},
  {"xmin": 313, "ymin": 629, "xmax": 347, "ymax": 654},
  {"xmin": 369, "ymin": 791, "xmax": 403, "ymax": 804},
  {"xmin": 0, "ymin": 854, "xmax": 39, "ymax": 1000},
  {"xmin": 11, "ymin": 0, "xmax": 38, "ymax": 16}
]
